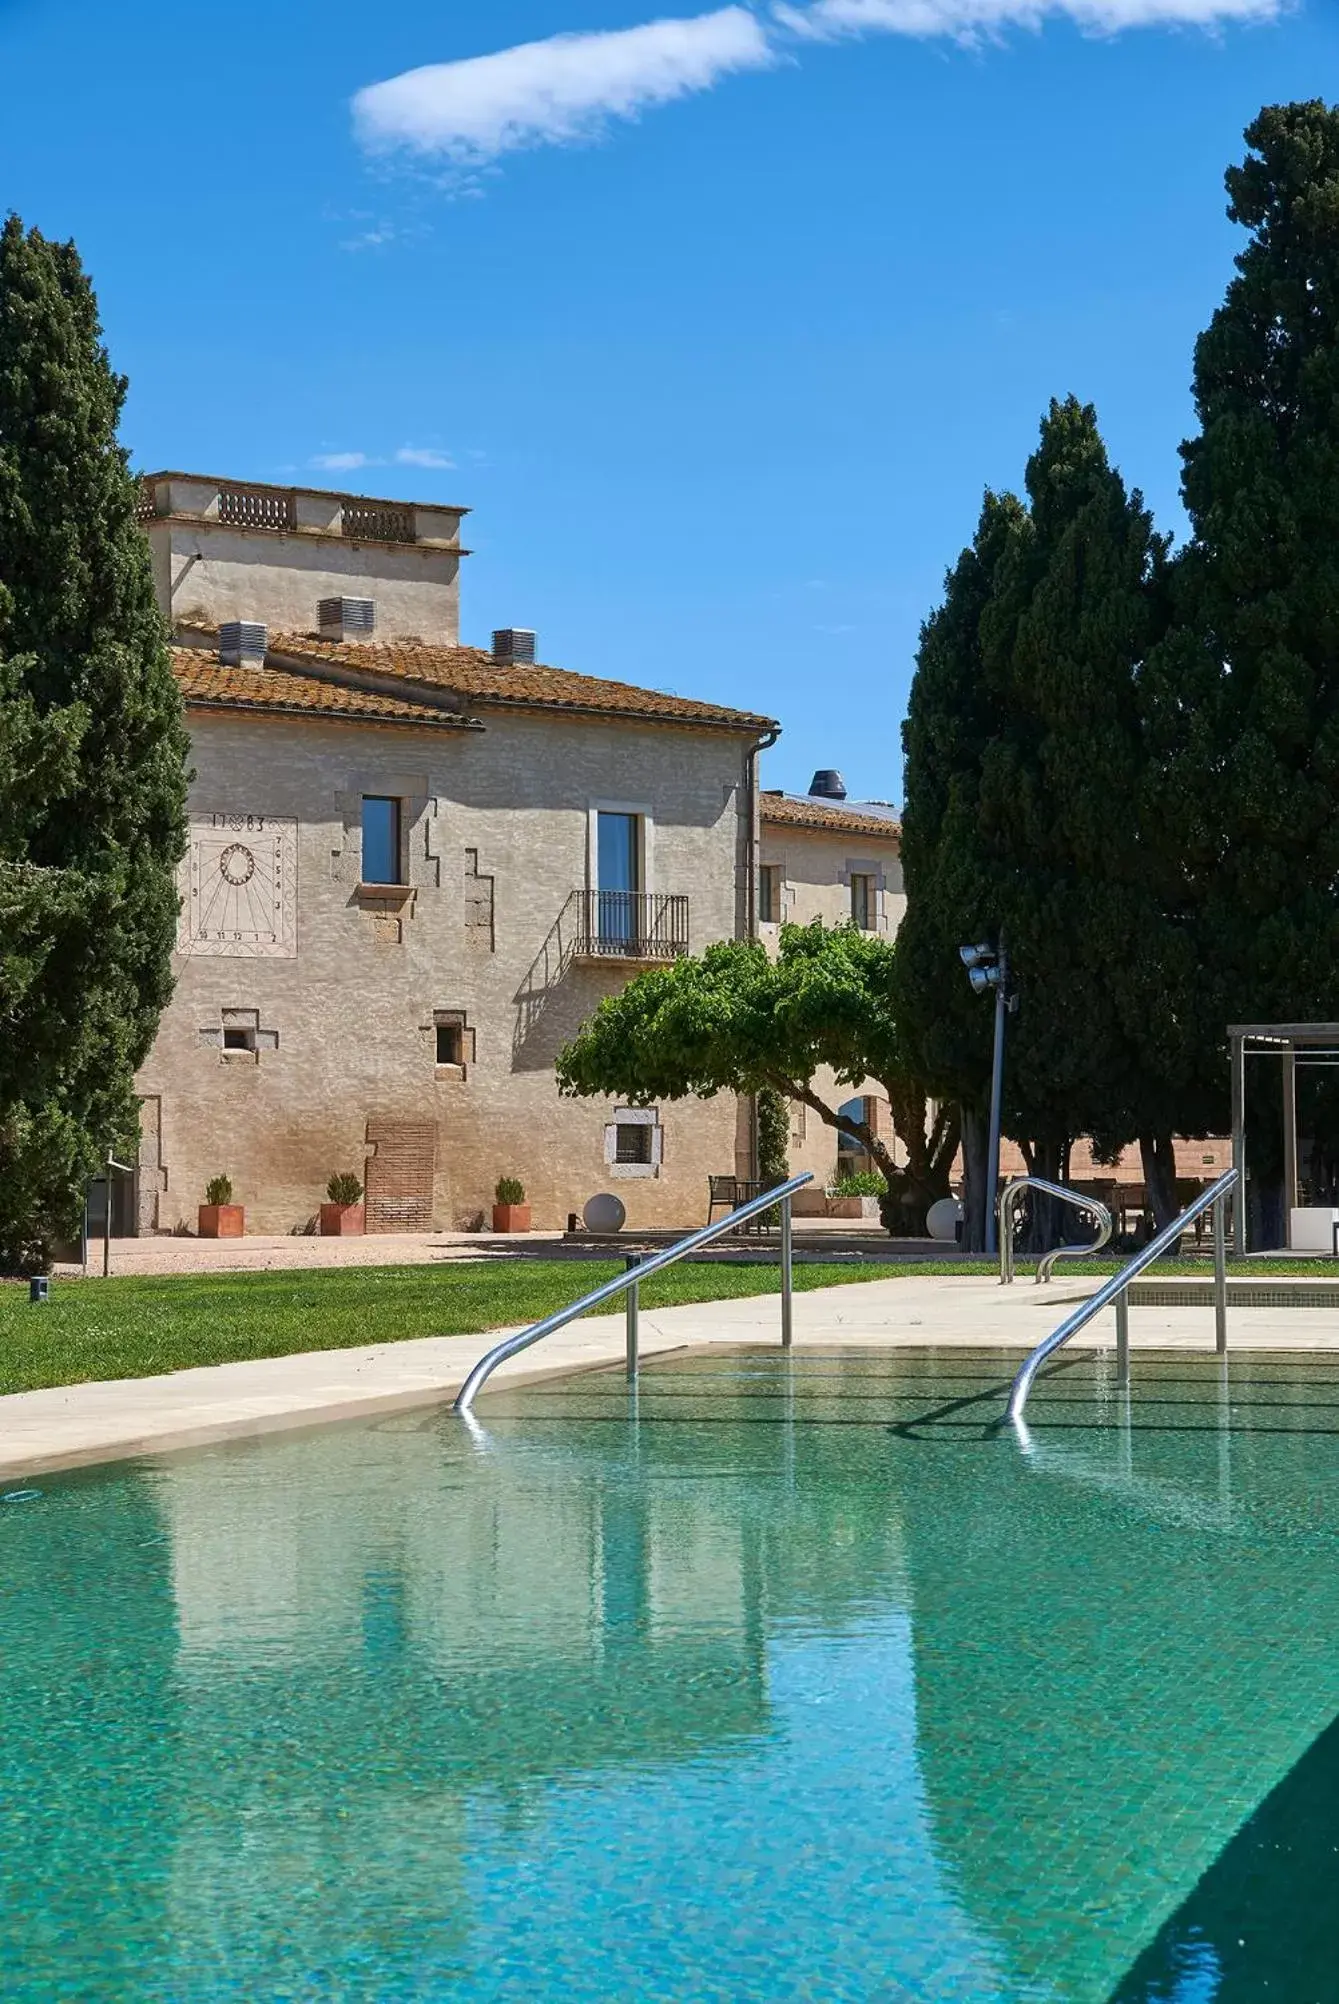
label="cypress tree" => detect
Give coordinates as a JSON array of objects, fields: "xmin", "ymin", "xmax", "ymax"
[
  {"xmin": 1147, "ymin": 103, "xmax": 1339, "ymax": 1239},
  {"xmin": 0, "ymin": 216, "xmax": 188, "ymax": 1270},
  {"xmin": 896, "ymin": 489, "xmax": 1027, "ymax": 1250}
]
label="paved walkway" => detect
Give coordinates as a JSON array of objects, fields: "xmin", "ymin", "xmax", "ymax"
[{"xmin": 4, "ymin": 1272, "xmax": 1339, "ymax": 1484}]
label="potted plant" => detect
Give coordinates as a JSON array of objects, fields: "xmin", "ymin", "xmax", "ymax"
[
  {"xmin": 492, "ymin": 1177, "xmax": 531, "ymax": 1233},
  {"xmin": 320, "ymin": 1171, "xmax": 366, "ymax": 1237},
  {"xmin": 198, "ymin": 1175, "xmax": 244, "ymax": 1239}
]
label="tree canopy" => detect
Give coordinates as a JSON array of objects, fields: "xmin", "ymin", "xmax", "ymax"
[
  {"xmin": 556, "ymin": 924, "xmax": 958, "ymax": 1233},
  {"xmin": 0, "ymin": 215, "xmax": 188, "ymax": 1269}
]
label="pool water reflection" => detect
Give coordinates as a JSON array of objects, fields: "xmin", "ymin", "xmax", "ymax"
[{"xmin": 3, "ymin": 1348, "xmax": 1339, "ymax": 2000}]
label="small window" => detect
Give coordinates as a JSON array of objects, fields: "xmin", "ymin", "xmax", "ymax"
[
  {"xmin": 758, "ymin": 865, "xmax": 782, "ymax": 925},
  {"xmin": 436, "ymin": 1022, "xmax": 463, "ymax": 1067},
  {"xmin": 362, "ymin": 796, "xmax": 402, "ymax": 886},
  {"xmin": 790, "ymin": 1101, "xmax": 807, "ymax": 1146},
  {"xmin": 615, "ymin": 1122, "xmax": 653, "ymax": 1166},
  {"xmin": 222, "ymin": 1025, "xmax": 254, "ymax": 1053},
  {"xmin": 850, "ymin": 873, "xmax": 876, "ymax": 931}
]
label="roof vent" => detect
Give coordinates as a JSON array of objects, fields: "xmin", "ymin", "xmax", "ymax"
[
  {"xmin": 809, "ymin": 768, "xmax": 847, "ymax": 801},
  {"xmin": 219, "ymin": 621, "xmax": 267, "ymax": 667},
  {"xmin": 492, "ymin": 628, "xmax": 536, "ymax": 666},
  {"xmin": 318, "ymin": 596, "xmax": 376, "ymax": 643}
]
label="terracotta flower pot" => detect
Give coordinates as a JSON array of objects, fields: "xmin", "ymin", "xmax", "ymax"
[
  {"xmin": 198, "ymin": 1204, "xmax": 244, "ymax": 1239},
  {"xmin": 320, "ymin": 1202, "xmax": 365, "ymax": 1237},
  {"xmin": 492, "ymin": 1203, "xmax": 532, "ymax": 1233}
]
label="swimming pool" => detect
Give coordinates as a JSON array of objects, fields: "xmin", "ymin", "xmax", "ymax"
[{"xmin": 3, "ymin": 1346, "xmax": 1338, "ymax": 2000}]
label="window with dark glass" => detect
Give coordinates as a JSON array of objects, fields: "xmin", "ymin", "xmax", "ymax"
[
  {"xmin": 436, "ymin": 1023, "xmax": 463, "ymax": 1066},
  {"xmin": 850, "ymin": 873, "xmax": 876, "ymax": 931},
  {"xmin": 615, "ymin": 1122, "xmax": 653, "ymax": 1165},
  {"xmin": 362, "ymin": 796, "xmax": 402, "ymax": 885},
  {"xmin": 597, "ymin": 811, "xmax": 641, "ymax": 945},
  {"xmin": 758, "ymin": 865, "xmax": 781, "ymax": 925}
]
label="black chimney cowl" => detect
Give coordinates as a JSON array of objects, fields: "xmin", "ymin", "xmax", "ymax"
[{"xmin": 809, "ymin": 769, "xmax": 847, "ymax": 801}]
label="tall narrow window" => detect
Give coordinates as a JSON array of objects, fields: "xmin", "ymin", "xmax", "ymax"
[
  {"xmin": 850, "ymin": 873, "xmax": 876, "ymax": 931},
  {"xmin": 597, "ymin": 811, "xmax": 641, "ymax": 949},
  {"xmin": 362, "ymin": 797, "xmax": 402, "ymax": 886},
  {"xmin": 758, "ymin": 865, "xmax": 782, "ymax": 925}
]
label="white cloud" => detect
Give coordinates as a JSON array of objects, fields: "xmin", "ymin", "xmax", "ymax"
[
  {"xmin": 352, "ymin": 0, "xmax": 1280, "ymax": 170},
  {"xmin": 352, "ymin": 8, "xmax": 775, "ymax": 163},
  {"xmin": 777, "ymin": 0, "xmax": 1279, "ymax": 38},
  {"xmin": 395, "ymin": 446, "xmax": 456, "ymax": 469},
  {"xmin": 310, "ymin": 451, "xmax": 377, "ymax": 471}
]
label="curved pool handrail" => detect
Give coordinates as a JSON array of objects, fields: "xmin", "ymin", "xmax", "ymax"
[
  {"xmin": 453, "ymin": 1172, "xmax": 814, "ymax": 1416},
  {"xmin": 998, "ymin": 1176, "xmax": 1113, "ymax": 1286},
  {"xmin": 1006, "ymin": 1167, "xmax": 1239, "ymax": 1426}
]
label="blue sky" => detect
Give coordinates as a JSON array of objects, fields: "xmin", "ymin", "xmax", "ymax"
[{"xmin": 1, "ymin": 0, "xmax": 1334, "ymax": 798}]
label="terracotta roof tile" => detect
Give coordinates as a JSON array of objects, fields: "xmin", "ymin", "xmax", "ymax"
[
  {"xmin": 269, "ymin": 634, "xmax": 777, "ymax": 733},
  {"xmin": 172, "ymin": 649, "xmax": 476, "ymax": 730},
  {"xmin": 760, "ymin": 792, "xmax": 901, "ymax": 841}
]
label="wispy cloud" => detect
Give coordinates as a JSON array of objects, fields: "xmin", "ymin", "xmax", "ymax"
[
  {"xmin": 310, "ymin": 451, "xmax": 375, "ymax": 472},
  {"xmin": 353, "ymin": 8, "xmax": 774, "ymax": 163},
  {"xmin": 353, "ymin": 0, "xmax": 1281, "ymax": 170},
  {"xmin": 395, "ymin": 445, "xmax": 456, "ymax": 469},
  {"xmin": 778, "ymin": 0, "xmax": 1279, "ymax": 37}
]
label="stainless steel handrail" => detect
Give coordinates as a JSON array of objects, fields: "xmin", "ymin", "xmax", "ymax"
[
  {"xmin": 453, "ymin": 1171, "xmax": 814, "ymax": 1416},
  {"xmin": 998, "ymin": 1176, "xmax": 1113, "ymax": 1285},
  {"xmin": 1006, "ymin": 1167, "xmax": 1238, "ymax": 1425}
]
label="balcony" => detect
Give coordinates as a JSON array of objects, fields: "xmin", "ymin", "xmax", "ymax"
[{"xmin": 573, "ymin": 891, "xmax": 689, "ymax": 962}]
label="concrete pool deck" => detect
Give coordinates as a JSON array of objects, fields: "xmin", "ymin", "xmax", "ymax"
[{"xmin": 3, "ymin": 1271, "xmax": 1339, "ymax": 1482}]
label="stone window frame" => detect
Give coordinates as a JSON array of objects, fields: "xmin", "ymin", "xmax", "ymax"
[
  {"xmin": 604, "ymin": 1106, "xmax": 663, "ymax": 1180},
  {"xmin": 839, "ymin": 857, "xmax": 887, "ymax": 933},
  {"xmin": 430, "ymin": 1008, "xmax": 475, "ymax": 1081},
  {"xmin": 586, "ymin": 798, "xmax": 657, "ymax": 896},
  {"xmin": 198, "ymin": 1006, "xmax": 279, "ymax": 1064}
]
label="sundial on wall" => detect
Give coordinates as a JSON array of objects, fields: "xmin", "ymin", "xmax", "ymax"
[{"xmin": 180, "ymin": 814, "xmax": 297, "ymax": 958}]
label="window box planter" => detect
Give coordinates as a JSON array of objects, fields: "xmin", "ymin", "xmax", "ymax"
[
  {"xmin": 492, "ymin": 1203, "xmax": 532, "ymax": 1233},
  {"xmin": 198, "ymin": 1204, "xmax": 244, "ymax": 1239},
  {"xmin": 320, "ymin": 1202, "xmax": 365, "ymax": 1237}
]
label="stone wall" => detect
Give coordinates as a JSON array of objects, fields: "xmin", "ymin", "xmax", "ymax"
[{"xmin": 136, "ymin": 705, "xmax": 751, "ymax": 1234}]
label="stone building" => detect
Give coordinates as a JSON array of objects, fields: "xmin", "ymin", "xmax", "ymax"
[
  {"xmin": 757, "ymin": 776, "xmax": 905, "ymax": 1193},
  {"xmin": 131, "ymin": 473, "xmax": 782, "ymax": 1236}
]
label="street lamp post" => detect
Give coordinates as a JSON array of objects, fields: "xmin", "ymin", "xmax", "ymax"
[{"xmin": 960, "ymin": 938, "xmax": 1011, "ymax": 1258}]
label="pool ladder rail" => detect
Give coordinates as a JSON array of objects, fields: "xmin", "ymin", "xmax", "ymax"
[
  {"xmin": 1007, "ymin": 1167, "xmax": 1239, "ymax": 1426},
  {"xmin": 453, "ymin": 1172, "xmax": 814, "ymax": 1417},
  {"xmin": 998, "ymin": 1176, "xmax": 1113, "ymax": 1286}
]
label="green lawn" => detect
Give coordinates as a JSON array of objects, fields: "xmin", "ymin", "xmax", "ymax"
[
  {"xmin": 0, "ymin": 1257, "xmax": 897, "ymax": 1397},
  {"xmin": 0, "ymin": 1250, "xmax": 1329, "ymax": 1398}
]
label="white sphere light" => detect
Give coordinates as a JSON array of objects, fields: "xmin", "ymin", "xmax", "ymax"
[
  {"xmin": 926, "ymin": 1197, "xmax": 963, "ymax": 1243},
  {"xmin": 583, "ymin": 1192, "xmax": 627, "ymax": 1235}
]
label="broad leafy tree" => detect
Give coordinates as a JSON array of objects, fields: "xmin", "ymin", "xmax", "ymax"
[
  {"xmin": 0, "ymin": 216, "xmax": 188, "ymax": 1270},
  {"xmin": 556, "ymin": 924, "xmax": 959, "ymax": 1234}
]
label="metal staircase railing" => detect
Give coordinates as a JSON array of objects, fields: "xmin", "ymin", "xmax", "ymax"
[
  {"xmin": 1007, "ymin": 1167, "xmax": 1239, "ymax": 1426},
  {"xmin": 454, "ymin": 1172, "xmax": 813, "ymax": 1416},
  {"xmin": 998, "ymin": 1175, "xmax": 1113, "ymax": 1285}
]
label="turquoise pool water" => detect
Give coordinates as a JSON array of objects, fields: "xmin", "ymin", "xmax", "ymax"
[{"xmin": 4, "ymin": 1347, "xmax": 1339, "ymax": 2000}]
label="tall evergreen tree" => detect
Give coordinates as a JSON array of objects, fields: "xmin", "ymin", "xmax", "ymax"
[
  {"xmin": 899, "ymin": 401, "xmax": 1186, "ymax": 1240},
  {"xmin": 0, "ymin": 216, "xmax": 188, "ymax": 1270},
  {"xmin": 1144, "ymin": 102, "xmax": 1339, "ymax": 1239},
  {"xmin": 896, "ymin": 490, "xmax": 1026, "ymax": 1249}
]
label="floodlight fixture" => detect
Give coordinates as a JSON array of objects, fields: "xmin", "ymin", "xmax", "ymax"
[{"xmin": 959, "ymin": 934, "xmax": 1012, "ymax": 1259}]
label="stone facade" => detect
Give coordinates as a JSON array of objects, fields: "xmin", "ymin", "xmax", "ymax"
[
  {"xmin": 758, "ymin": 791, "xmax": 905, "ymax": 1193},
  {"xmin": 138, "ymin": 704, "xmax": 757, "ymax": 1236}
]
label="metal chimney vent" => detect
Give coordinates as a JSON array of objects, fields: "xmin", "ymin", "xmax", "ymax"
[
  {"xmin": 492, "ymin": 628, "xmax": 536, "ymax": 666},
  {"xmin": 318, "ymin": 596, "xmax": 376, "ymax": 642},
  {"xmin": 809, "ymin": 769, "xmax": 847, "ymax": 801},
  {"xmin": 219, "ymin": 621, "xmax": 268, "ymax": 667}
]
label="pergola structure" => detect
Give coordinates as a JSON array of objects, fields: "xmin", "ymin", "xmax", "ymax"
[{"xmin": 1228, "ymin": 1023, "xmax": 1339, "ymax": 1255}]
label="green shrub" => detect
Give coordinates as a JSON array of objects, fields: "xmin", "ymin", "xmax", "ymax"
[
  {"xmin": 326, "ymin": 1172, "xmax": 363, "ymax": 1206},
  {"xmin": 204, "ymin": 1175, "xmax": 233, "ymax": 1207},
  {"xmin": 495, "ymin": 1177, "xmax": 526, "ymax": 1205},
  {"xmin": 828, "ymin": 1172, "xmax": 887, "ymax": 1198}
]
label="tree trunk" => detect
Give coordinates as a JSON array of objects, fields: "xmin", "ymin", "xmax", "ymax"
[
  {"xmin": 959, "ymin": 1103, "xmax": 988, "ymax": 1255},
  {"xmin": 1139, "ymin": 1132, "xmax": 1180, "ymax": 1242},
  {"xmin": 1021, "ymin": 1137, "xmax": 1071, "ymax": 1254}
]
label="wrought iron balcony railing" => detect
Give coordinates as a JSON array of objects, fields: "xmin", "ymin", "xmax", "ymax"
[{"xmin": 573, "ymin": 890, "xmax": 689, "ymax": 961}]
